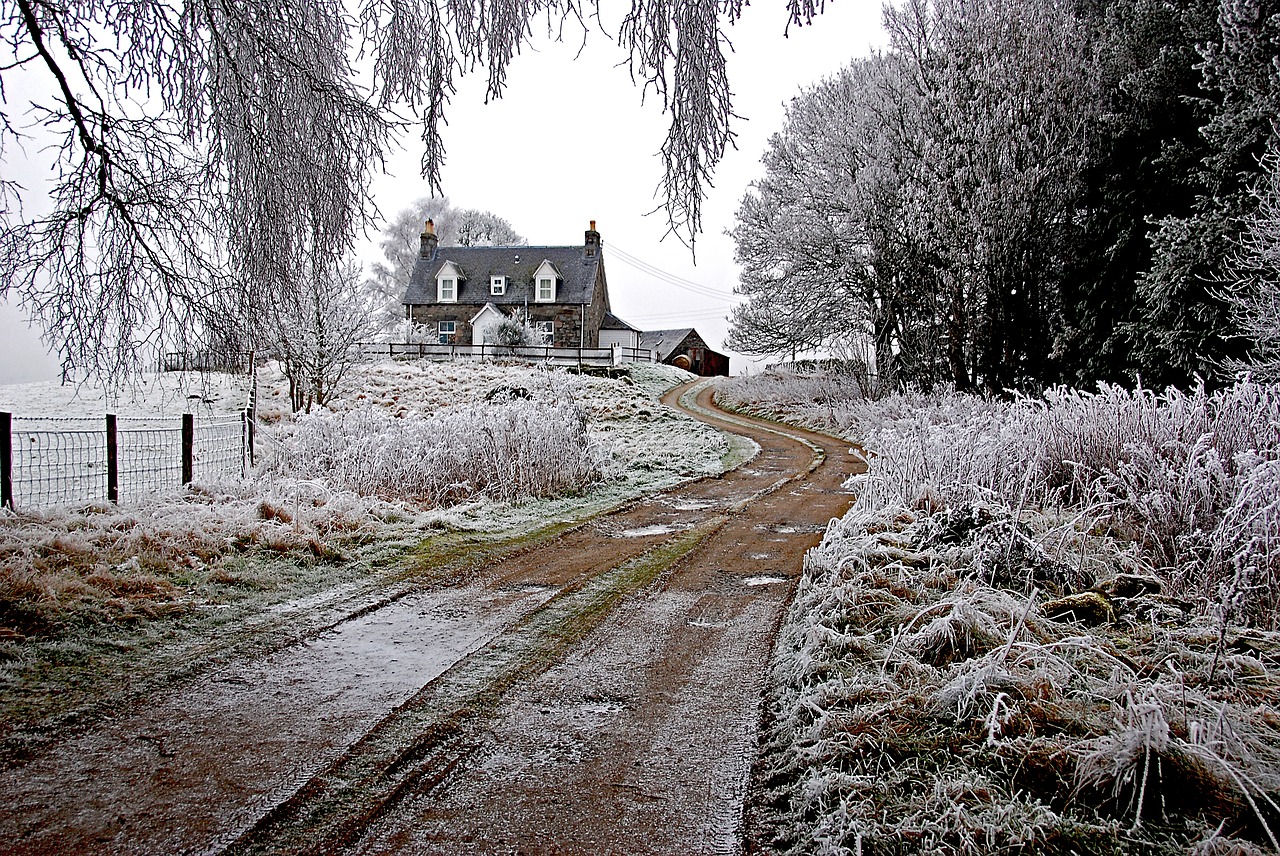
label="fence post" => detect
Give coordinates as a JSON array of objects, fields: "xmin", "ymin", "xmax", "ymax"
[
  {"xmin": 243, "ymin": 408, "xmax": 255, "ymax": 471},
  {"xmin": 1, "ymin": 412, "xmax": 12, "ymax": 511},
  {"xmin": 106, "ymin": 414, "xmax": 118, "ymax": 503},
  {"xmin": 182, "ymin": 413, "xmax": 194, "ymax": 486}
]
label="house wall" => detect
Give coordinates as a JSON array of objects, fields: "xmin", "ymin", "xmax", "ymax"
[
  {"xmin": 407, "ymin": 305, "xmax": 472, "ymax": 343},
  {"xmin": 408, "ymin": 302, "xmax": 599, "ymax": 348},
  {"xmin": 599, "ymin": 329, "xmax": 639, "ymax": 350},
  {"xmin": 526, "ymin": 304, "xmax": 587, "ymax": 348}
]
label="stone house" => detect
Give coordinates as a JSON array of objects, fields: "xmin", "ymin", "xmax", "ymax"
[{"xmin": 401, "ymin": 220, "xmax": 631, "ymax": 349}]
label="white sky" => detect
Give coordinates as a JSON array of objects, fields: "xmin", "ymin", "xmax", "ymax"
[{"xmin": 0, "ymin": 2, "xmax": 885, "ymax": 384}]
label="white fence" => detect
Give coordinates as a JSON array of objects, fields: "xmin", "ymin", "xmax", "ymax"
[{"xmin": 355, "ymin": 342, "xmax": 654, "ymax": 367}]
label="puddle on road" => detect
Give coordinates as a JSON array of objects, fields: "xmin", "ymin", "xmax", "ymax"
[
  {"xmin": 742, "ymin": 575, "xmax": 788, "ymax": 587},
  {"xmin": 620, "ymin": 523, "xmax": 692, "ymax": 538},
  {"xmin": 688, "ymin": 618, "xmax": 728, "ymax": 628},
  {"xmin": 665, "ymin": 499, "xmax": 714, "ymax": 512}
]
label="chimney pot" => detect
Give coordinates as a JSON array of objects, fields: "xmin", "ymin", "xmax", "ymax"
[{"xmin": 420, "ymin": 219, "xmax": 439, "ymax": 260}]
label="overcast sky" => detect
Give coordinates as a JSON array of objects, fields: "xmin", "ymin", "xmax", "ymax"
[{"xmin": 0, "ymin": 3, "xmax": 885, "ymax": 385}]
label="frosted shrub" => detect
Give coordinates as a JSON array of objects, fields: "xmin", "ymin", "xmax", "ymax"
[
  {"xmin": 717, "ymin": 367, "xmax": 876, "ymax": 434},
  {"xmin": 263, "ymin": 399, "xmax": 606, "ymax": 505}
]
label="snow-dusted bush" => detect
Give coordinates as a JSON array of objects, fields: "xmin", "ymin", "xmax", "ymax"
[
  {"xmin": 717, "ymin": 367, "xmax": 874, "ymax": 433},
  {"xmin": 263, "ymin": 398, "xmax": 606, "ymax": 505}
]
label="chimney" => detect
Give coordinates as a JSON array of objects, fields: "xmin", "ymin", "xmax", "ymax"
[
  {"xmin": 420, "ymin": 219, "xmax": 438, "ymax": 260},
  {"xmin": 584, "ymin": 219, "xmax": 600, "ymax": 259}
]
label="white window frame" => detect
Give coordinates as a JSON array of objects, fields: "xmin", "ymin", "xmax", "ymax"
[
  {"xmin": 533, "ymin": 260, "xmax": 559, "ymax": 303},
  {"xmin": 436, "ymin": 261, "xmax": 462, "ymax": 302},
  {"xmin": 490, "ymin": 276, "xmax": 506, "ymax": 296},
  {"xmin": 438, "ymin": 320, "xmax": 456, "ymax": 344},
  {"xmin": 535, "ymin": 321, "xmax": 554, "ymax": 345}
]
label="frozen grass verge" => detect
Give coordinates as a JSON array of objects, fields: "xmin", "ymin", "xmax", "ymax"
[
  {"xmin": 735, "ymin": 373, "xmax": 1280, "ymax": 853},
  {"xmin": 755, "ymin": 502, "xmax": 1280, "ymax": 855}
]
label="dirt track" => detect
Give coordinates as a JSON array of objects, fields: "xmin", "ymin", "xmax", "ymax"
[{"xmin": 0, "ymin": 379, "xmax": 861, "ymax": 855}]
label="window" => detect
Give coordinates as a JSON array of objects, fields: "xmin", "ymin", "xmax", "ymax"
[
  {"xmin": 536, "ymin": 321, "xmax": 554, "ymax": 345},
  {"xmin": 438, "ymin": 277, "xmax": 456, "ymax": 302},
  {"xmin": 438, "ymin": 320, "xmax": 456, "ymax": 344},
  {"xmin": 490, "ymin": 276, "xmax": 506, "ymax": 296},
  {"xmin": 537, "ymin": 277, "xmax": 554, "ymax": 302}
]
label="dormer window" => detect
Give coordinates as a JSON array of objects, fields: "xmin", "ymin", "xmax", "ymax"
[
  {"xmin": 436, "ymin": 261, "xmax": 463, "ymax": 303},
  {"xmin": 491, "ymin": 276, "xmax": 506, "ymax": 296},
  {"xmin": 533, "ymin": 260, "xmax": 559, "ymax": 303}
]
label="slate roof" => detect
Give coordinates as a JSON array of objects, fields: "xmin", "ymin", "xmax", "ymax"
[
  {"xmin": 601, "ymin": 311, "xmax": 640, "ymax": 332},
  {"xmin": 402, "ymin": 245, "xmax": 602, "ymax": 307},
  {"xmin": 638, "ymin": 328, "xmax": 695, "ymax": 362}
]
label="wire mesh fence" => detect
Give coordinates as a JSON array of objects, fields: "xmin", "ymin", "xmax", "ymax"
[{"xmin": 1, "ymin": 412, "xmax": 251, "ymax": 511}]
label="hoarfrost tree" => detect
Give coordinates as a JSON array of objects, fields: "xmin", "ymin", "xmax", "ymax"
[
  {"xmin": 1224, "ymin": 153, "xmax": 1280, "ymax": 380},
  {"xmin": 268, "ymin": 259, "xmax": 378, "ymax": 413},
  {"xmin": 730, "ymin": 0, "xmax": 1093, "ymax": 391},
  {"xmin": 1129, "ymin": 0, "xmax": 1280, "ymax": 385},
  {"xmin": 363, "ymin": 198, "xmax": 523, "ymax": 330},
  {"xmin": 727, "ymin": 67, "xmax": 873, "ymax": 364},
  {"xmin": 0, "ymin": 0, "xmax": 830, "ymax": 379}
]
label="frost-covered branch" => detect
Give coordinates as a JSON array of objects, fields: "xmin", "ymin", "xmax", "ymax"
[{"xmin": 3, "ymin": 0, "xmax": 834, "ymax": 377}]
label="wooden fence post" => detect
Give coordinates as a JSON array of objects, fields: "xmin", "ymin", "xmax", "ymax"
[
  {"xmin": 182, "ymin": 413, "xmax": 194, "ymax": 486},
  {"xmin": 106, "ymin": 414, "xmax": 118, "ymax": 503},
  {"xmin": 1, "ymin": 412, "xmax": 12, "ymax": 511},
  {"xmin": 243, "ymin": 408, "xmax": 255, "ymax": 472}
]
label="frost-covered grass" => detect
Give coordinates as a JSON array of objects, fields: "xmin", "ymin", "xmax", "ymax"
[
  {"xmin": 0, "ymin": 369, "xmax": 254, "ymax": 418},
  {"xmin": 728, "ymin": 370, "xmax": 1280, "ymax": 854},
  {"xmin": 0, "ymin": 360, "xmax": 722, "ymax": 637},
  {"xmin": 759, "ymin": 502, "xmax": 1280, "ymax": 855},
  {"xmin": 717, "ymin": 366, "xmax": 872, "ymax": 433}
]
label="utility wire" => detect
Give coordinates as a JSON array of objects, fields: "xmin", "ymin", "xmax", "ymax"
[
  {"xmin": 607, "ymin": 243, "xmax": 739, "ymax": 303},
  {"xmin": 625, "ymin": 307, "xmax": 731, "ymax": 322}
]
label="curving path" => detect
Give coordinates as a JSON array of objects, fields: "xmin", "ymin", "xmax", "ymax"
[{"xmin": 0, "ymin": 379, "xmax": 862, "ymax": 855}]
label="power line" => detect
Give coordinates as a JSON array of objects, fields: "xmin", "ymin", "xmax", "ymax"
[
  {"xmin": 606, "ymin": 243, "xmax": 738, "ymax": 303},
  {"xmin": 624, "ymin": 307, "xmax": 731, "ymax": 322}
]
